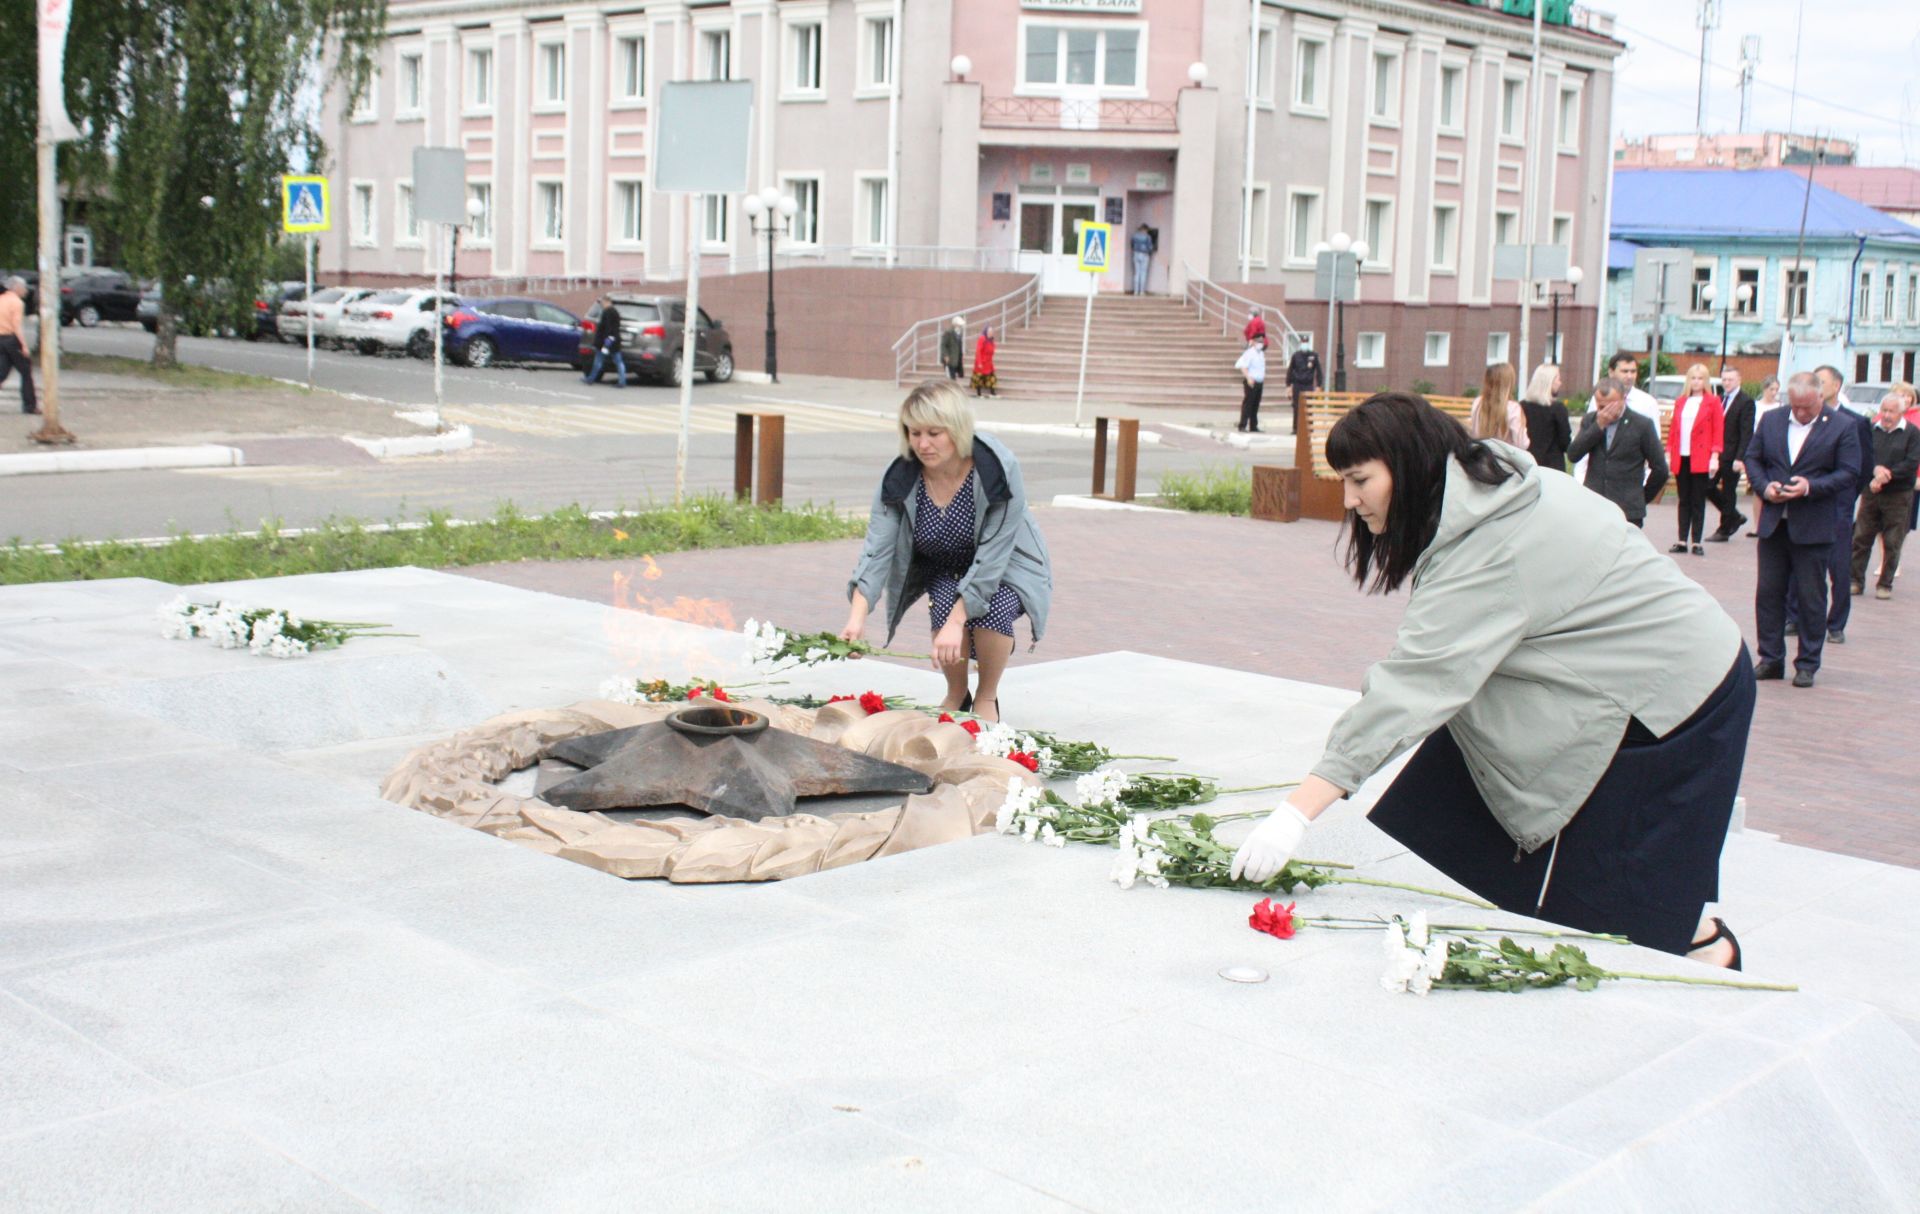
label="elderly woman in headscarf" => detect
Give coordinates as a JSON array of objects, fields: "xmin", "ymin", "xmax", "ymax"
[{"xmin": 971, "ymin": 324, "xmax": 998, "ymax": 398}]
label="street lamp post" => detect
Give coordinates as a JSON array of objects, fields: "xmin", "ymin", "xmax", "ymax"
[
  {"xmin": 743, "ymin": 185, "xmax": 799, "ymax": 383},
  {"xmin": 1314, "ymin": 232, "xmax": 1369, "ymax": 393},
  {"xmin": 450, "ymin": 194, "xmax": 486, "ymax": 296},
  {"xmin": 1548, "ymin": 265, "xmax": 1586, "ymax": 367},
  {"xmin": 1700, "ymin": 280, "xmax": 1755, "ymax": 372}
]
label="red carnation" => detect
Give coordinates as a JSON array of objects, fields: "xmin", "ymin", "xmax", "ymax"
[
  {"xmin": 859, "ymin": 691, "xmax": 887, "ymax": 714},
  {"xmin": 938, "ymin": 712, "xmax": 954, "ymax": 723},
  {"xmin": 1007, "ymin": 750, "xmax": 1040, "ymax": 773},
  {"xmin": 959, "ymin": 719, "xmax": 981, "ymax": 737},
  {"xmin": 687, "ymin": 686, "xmax": 705, "ymax": 699},
  {"xmin": 1248, "ymin": 898, "xmax": 1298, "ymax": 940},
  {"xmin": 828, "ymin": 694, "xmax": 855, "ymax": 704},
  {"xmin": 710, "ymin": 686, "xmax": 731, "ymax": 702}
]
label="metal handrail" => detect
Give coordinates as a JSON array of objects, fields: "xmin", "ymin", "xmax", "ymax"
[
  {"xmin": 1180, "ymin": 262, "xmax": 1305, "ymax": 351},
  {"xmin": 462, "ymin": 245, "xmax": 1021, "ymax": 298},
  {"xmin": 891, "ymin": 273, "xmax": 1045, "ymax": 385}
]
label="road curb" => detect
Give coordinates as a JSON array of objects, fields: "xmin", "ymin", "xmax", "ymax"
[
  {"xmin": 1048, "ymin": 493, "xmax": 1182, "ymax": 514},
  {"xmin": 344, "ymin": 425, "xmax": 475, "ymax": 459},
  {"xmin": 0, "ymin": 444, "xmax": 244, "ymax": 477}
]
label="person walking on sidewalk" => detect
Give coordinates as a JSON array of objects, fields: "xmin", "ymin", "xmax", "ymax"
[
  {"xmin": 581, "ymin": 302, "xmax": 627, "ymax": 388},
  {"xmin": 1709, "ymin": 365, "xmax": 1754, "ymax": 541},
  {"xmin": 1286, "ymin": 336, "xmax": 1323, "ymax": 435},
  {"xmin": 970, "ymin": 325, "xmax": 997, "ymax": 398},
  {"xmin": 1665, "ymin": 363, "xmax": 1725, "ymax": 555},
  {"xmin": 1129, "ymin": 224, "xmax": 1154, "ymax": 295},
  {"xmin": 1235, "ymin": 334, "xmax": 1267, "ymax": 433},
  {"xmin": 939, "ymin": 317, "xmax": 965, "ymax": 381},
  {"xmin": 0, "ymin": 276, "xmax": 38, "ymax": 415},
  {"xmin": 1850, "ymin": 385, "xmax": 1920, "ymax": 600}
]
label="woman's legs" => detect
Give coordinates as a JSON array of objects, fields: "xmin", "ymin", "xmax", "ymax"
[
  {"xmin": 935, "ymin": 651, "xmax": 970, "ymax": 710},
  {"xmin": 1675, "ymin": 470, "xmax": 1710, "ymax": 544},
  {"xmin": 969, "ymin": 628, "xmax": 1015, "ymax": 723}
]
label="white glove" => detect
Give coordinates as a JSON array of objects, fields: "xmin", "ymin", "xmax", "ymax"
[{"xmin": 1229, "ymin": 804, "xmax": 1313, "ymax": 884}]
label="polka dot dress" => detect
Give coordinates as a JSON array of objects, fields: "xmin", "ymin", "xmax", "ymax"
[{"xmin": 913, "ymin": 474, "xmax": 1025, "ymax": 641}]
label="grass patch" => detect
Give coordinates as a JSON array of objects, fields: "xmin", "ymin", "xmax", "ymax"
[
  {"xmin": 63, "ymin": 352, "xmax": 290, "ymax": 393},
  {"xmin": 1157, "ymin": 465, "xmax": 1252, "ymax": 516},
  {"xmin": 1, "ymin": 499, "xmax": 866, "ymax": 586}
]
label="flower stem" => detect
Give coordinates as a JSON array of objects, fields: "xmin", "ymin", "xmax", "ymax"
[
  {"xmin": 1217, "ymin": 782, "xmax": 1301, "ymax": 796},
  {"xmin": 1324, "ymin": 874, "xmax": 1496, "ymax": 909},
  {"xmin": 1298, "ymin": 917, "xmax": 1629, "ymax": 944},
  {"xmin": 1604, "ymin": 970, "xmax": 1799, "ymax": 992},
  {"xmin": 872, "ymin": 647, "xmax": 931, "ymax": 661},
  {"xmin": 1109, "ymin": 752, "xmax": 1178, "ymax": 762}
]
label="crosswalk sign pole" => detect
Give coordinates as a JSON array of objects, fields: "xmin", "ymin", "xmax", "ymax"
[
  {"xmin": 1074, "ymin": 280, "xmax": 1095, "ymax": 427},
  {"xmin": 304, "ymin": 233, "xmax": 314, "ymax": 392},
  {"xmin": 1071, "ymin": 220, "xmax": 1112, "ymax": 427}
]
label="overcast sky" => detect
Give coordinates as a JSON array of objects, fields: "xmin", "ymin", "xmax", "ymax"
[{"xmin": 1602, "ymin": 0, "xmax": 1920, "ymax": 166}]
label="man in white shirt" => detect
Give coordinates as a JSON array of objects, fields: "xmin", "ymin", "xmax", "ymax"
[
  {"xmin": 1577, "ymin": 352, "xmax": 1665, "ymax": 480},
  {"xmin": 1235, "ymin": 336, "xmax": 1266, "ymax": 434}
]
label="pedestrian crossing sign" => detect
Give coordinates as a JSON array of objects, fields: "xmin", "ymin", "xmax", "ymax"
[
  {"xmin": 1076, "ymin": 221, "xmax": 1113, "ymax": 273},
  {"xmin": 282, "ymin": 176, "xmax": 330, "ymax": 233}
]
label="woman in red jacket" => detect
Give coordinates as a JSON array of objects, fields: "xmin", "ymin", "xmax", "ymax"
[
  {"xmin": 1666, "ymin": 362, "xmax": 1725, "ymax": 556},
  {"xmin": 970, "ymin": 325, "xmax": 998, "ymax": 398}
]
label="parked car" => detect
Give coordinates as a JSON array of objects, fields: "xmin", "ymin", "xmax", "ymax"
[
  {"xmin": 254, "ymin": 280, "xmax": 313, "ymax": 340},
  {"xmin": 441, "ymin": 297, "xmax": 585, "ymax": 368},
  {"xmin": 1647, "ymin": 374, "xmax": 1687, "ymax": 407},
  {"xmin": 1, "ymin": 270, "xmax": 39, "ymax": 313},
  {"xmin": 1844, "ymin": 382, "xmax": 1888, "ymax": 413},
  {"xmin": 338, "ymin": 288, "xmax": 464, "ymax": 358},
  {"xmin": 575, "ymin": 294, "xmax": 734, "ymax": 385},
  {"xmin": 137, "ymin": 284, "xmax": 161, "ymax": 331},
  {"xmin": 60, "ymin": 269, "xmax": 143, "ymax": 326},
  {"xmin": 283, "ymin": 286, "xmax": 379, "ymax": 348}
]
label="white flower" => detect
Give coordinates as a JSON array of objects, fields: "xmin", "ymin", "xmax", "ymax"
[
  {"xmin": 1406, "ymin": 911, "xmax": 1430, "ymax": 949},
  {"xmin": 262, "ymin": 635, "xmax": 310, "ymax": 659},
  {"xmin": 1021, "ymin": 817, "xmax": 1040, "ymax": 841},
  {"xmin": 1109, "ymin": 842, "xmax": 1141, "ymax": 889},
  {"xmin": 1135, "ymin": 844, "xmax": 1170, "ymax": 889},
  {"xmin": 598, "ymin": 675, "xmax": 642, "ymax": 705},
  {"xmin": 1420, "ymin": 939, "xmax": 1451, "ymax": 991},
  {"xmin": 1073, "ymin": 770, "xmax": 1131, "ymax": 808},
  {"xmin": 995, "ymin": 779, "xmax": 1042, "ymax": 835},
  {"xmin": 247, "ymin": 611, "xmax": 286, "ymax": 655},
  {"xmin": 742, "ymin": 618, "xmax": 759, "ymax": 636},
  {"xmin": 1039, "ymin": 823, "xmax": 1065, "ymax": 848},
  {"xmin": 157, "ymin": 596, "xmax": 196, "ymax": 640},
  {"xmin": 973, "ymin": 722, "xmax": 1019, "ymax": 759},
  {"xmin": 1379, "ymin": 920, "xmax": 1431, "ymax": 993},
  {"xmin": 1382, "ymin": 919, "xmax": 1407, "ymax": 959}
]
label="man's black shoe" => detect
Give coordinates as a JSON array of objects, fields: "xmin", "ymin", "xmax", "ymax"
[
  {"xmin": 1829, "ymin": 629, "xmax": 1845, "ymax": 644},
  {"xmin": 1753, "ymin": 660, "xmax": 1785, "ymax": 680},
  {"xmin": 1784, "ymin": 619, "xmax": 1798, "ymax": 635},
  {"xmin": 1706, "ymin": 529, "xmax": 1733, "ymax": 542},
  {"xmin": 1792, "ymin": 669, "xmax": 1816, "ymax": 688}
]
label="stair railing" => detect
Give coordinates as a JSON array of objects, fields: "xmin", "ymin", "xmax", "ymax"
[
  {"xmin": 892, "ymin": 272, "xmax": 1045, "ymax": 385},
  {"xmin": 1181, "ymin": 262, "xmax": 1304, "ymax": 351}
]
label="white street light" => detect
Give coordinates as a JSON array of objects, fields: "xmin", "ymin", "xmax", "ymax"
[
  {"xmin": 777, "ymin": 195, "xmax": 798, "ymax": 218},
  {"xmin": 1350, "ymin": 239, "xmax": 1371, "ymax": 262},
  {"xmin": 743, "ymin": 194, "xmax": 766, "ymax": 218},
  {"xmin": 465, "ymin": 196, "xmax": 485, "ymax": 220},
  {"xmin": 1187, "ymin": 61, "xmax": 1209, "ymax": 84},
  {"xmin": 950, "ymin": 55, "xmax": 972, "ymax": 80},
  {"xmin": 1567, "ymin": 265, "xmax": 1585, "ymax": 286},
  {"xmin": 1735, "ymin": 282, "xmax": 1754, "ymax": 304},
  {"xmin": 1330, "ymin": 231, "xmax": 1352, "ymax": 253},
  {"xmin": 1701, "ymin": 283, "xmax": 1717, "ymax": 305},
  {"xmin": 1311, "ymin": 241, "xmax": 1330, "ymax": 258}
]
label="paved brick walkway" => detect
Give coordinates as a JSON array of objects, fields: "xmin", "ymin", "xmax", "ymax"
[{"xmin": 462, "ymin": 503, "xmax": 1918, "ymax": 869}]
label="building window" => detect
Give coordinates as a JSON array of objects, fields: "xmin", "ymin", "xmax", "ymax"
[
  {"xmin": 1551, "ymin": 216, "xmax": 1572, "ymax": 252},
  {"xmin": 703, "ymin": 193, "xmax": 730, "ymax": 246},
  {"xmin": 349, "ymin": 70, "xmax": 377, "ymax": 121},
  {"xmin": 1556, "ymin": 85, "xmax": 1580, "ymax": 149},
  {"xmin": 1355, "ymin": 332, "xmax": 1385, "ymax": 368},
  {"xmin": 789, "ymin": 21, "xmax": 824, "ymax": 94},
  {"xmin": 857, "ymin": 175, "xmax": 890, "ymax": 247},
  {"xmin": 537, "ymin": 181, "xmax": 565, "ymax": 243},
  {"xmin": 1438, "ymin": 64, "xmax": 1463, "ymax": 131},
  {"xmin": 613, "ymin": 181, "xmax": 644, "ymax": 245},
  {"xmin": 1881, "ymin": 351, "xmax": 1896, "ymax": 380},
  {"xmin": 466, "ymin": 183, "xmax": 492, "ymax": 243},
  {"xmin": 1734, "ymin": 263, "xmax": 1761, "ymax": 315},
  {"xmin": 351, "ymin": 182, "xmax": 375, "ymax": 245},
  {"xmin": 396, "ymin": 182, "xmax": 419, "ymax": 245},
  {"xmin": 1370, "ymin": 51, "xmax": 1400, "ymax": 122},
  {"xmin": 1487, "ymin": 332, "xmax": 1511, "ymax": 365},
  {"xmin": 617, "ymin": 36, "xmax": 645, "ymax": 101},
  {"xmin": 1500, "ymin": 77, "xmax": 1525, "ymax": 139},
  {"xmin": 862, "ymin": 16, "xmax": 894, "ymax": 90},
  {"xmin": 1856, "ymin": 352, "xmax": 1872, "ymax": 383},
  {"xmin": 1246, "ymin": 184, "xmax": 1270, "ymax": 265},
  {"xmin": 1493, "ymin": 209, "xmax": 1518, "ymax": 249},
  {"xmin": 1782, "ymin": 267, "xmax": 1811, "ymax": 321},
  {"xmin": 1424, "ymin": 332, "xmax": 1452, "ymax": 366},
  {"xmin": 1252, "ymin": 24, "xmax": 1277, "ymax": 103},
  {"xmin": 1692, "ymin": 262, "xmax": 1716, "ymax": 314},
  {"xmin": 1287, "ymin": 189, "xmax": 1321, "ymax": 264},
  {"xmin": 783, "ymin": 176, "xmax": 821, "ymax": 245},
  {"xmin": 700, "ymin": 29, "xmax": 731, "ymax": 81},
  {"xmin": 397, "ymin": 52, "xmax": 423, "ymax": 116},
  {"xmin": 1908, "ymin": 271, "xmax": 1918, "ymax": 323},
  {"xmin": 1363, "ymin": 198, "xmax": 1392, "ymax": 268},
  {"xmin": 539, "ymin": 43, "xmax": 566, "ymax": 105},
  {"xmin": 467, "ymin": 47, "xmax": 493, "ymax": 109},
  {"xmin": 1021, "ymin": 24, "xmax": 1143, "ymax": 92},
  {"xmin": 1857, "ymin": 269, "xmax": 1872, "ymax": 321},
  {"xmin": 1294, "ymin": 35, "xmax": 1328, "ymax": 112},
  {"xmin": 1884, "ymin": 270, "xmax": 1897, "ymax": 322},
  {"xmin": 1430, "ymin": 204, "xmax": 1458, "ymax": 272}
]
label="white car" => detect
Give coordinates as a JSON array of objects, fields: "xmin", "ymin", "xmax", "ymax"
[
  {"xmin": 281, "ymin": 286, "xmax": 377, "ymax": 348},
  {"xmin": 338, "ymin": 288, "xmax": 464, "ymax": 358}
]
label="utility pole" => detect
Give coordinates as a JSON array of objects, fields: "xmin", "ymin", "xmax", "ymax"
[
  {"xmin": 31, "ymin": 0, "xmax": 82, "ymax": 445},
  {"xmin": 1695, "ymin": 0, "xmax": 1720, "ymax": 134},
  {"xmin": 1517, "ymin": 0, "xmax": 1543, "ymax": 379},
  {"xmin": 1736, "ymin": 36, "xmax": 1760, "ymax": 133}
]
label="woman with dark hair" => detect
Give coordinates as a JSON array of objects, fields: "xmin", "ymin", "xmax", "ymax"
[{"xmin": 1231, "ymin": 393, "xmax": 1756, "ymax": 968}]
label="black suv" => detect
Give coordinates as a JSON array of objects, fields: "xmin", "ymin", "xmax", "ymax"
[
  {"xmin": 576, "ymin": 294, "xmax": 735, "ymax": 385},
  {"xmin": 60, "ymin": 269, "xmax": 143, "ymax": 327}
]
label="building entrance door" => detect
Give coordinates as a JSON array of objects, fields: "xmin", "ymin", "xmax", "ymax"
[{"xmin": 1016, "ymin": 197, "xmax": 1099, "ymax": 295}]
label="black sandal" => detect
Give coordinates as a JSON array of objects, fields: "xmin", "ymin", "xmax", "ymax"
[
  {"xmin": 958, "ymin": 691, "xmax": 973, "ymax": 713},
  {"xmin": 1690, "ymin": 917, "xmax": 1742, "ymax": 971}
]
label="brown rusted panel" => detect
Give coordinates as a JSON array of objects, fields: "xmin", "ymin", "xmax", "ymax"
[{"xmin": 756, "ymin": 413, "xmax": 786, "ymax": 506}]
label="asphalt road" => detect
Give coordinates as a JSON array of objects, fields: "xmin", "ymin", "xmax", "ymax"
[{"xmin": 10, "ymin": 326, "xmax": 1268, "ymax": 544}]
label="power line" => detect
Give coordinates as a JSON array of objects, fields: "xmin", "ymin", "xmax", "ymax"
[{"xmin": 1614, "ymin": 17, "xmax": 1909, "ymax": 131}]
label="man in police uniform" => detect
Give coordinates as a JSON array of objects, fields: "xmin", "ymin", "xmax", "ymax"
[{"xmin": 1286, "ymin": 336, "xmax": 1323, "ymax": 435}]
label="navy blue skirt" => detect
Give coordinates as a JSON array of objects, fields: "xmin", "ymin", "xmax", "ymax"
[{"xmin": 1368, "ymin": 647, "xmax": 1756, "ymax": 955}]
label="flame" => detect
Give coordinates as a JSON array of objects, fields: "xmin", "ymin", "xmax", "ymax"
[
  {"xmin": 638, "ymin": 553, "xmax": 663, "ymax": 580},
  {"xmin": 603, "ymin": 558, "xmax": 737, "ymax": 675}
]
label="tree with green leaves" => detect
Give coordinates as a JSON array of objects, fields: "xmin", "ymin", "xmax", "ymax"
[{"xmin": 0, "ymin": 0, "xmax": 384, "ymax": 366}]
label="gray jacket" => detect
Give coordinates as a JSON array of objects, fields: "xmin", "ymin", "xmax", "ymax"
[
  {"xmin": 1311, "ymin": 442, "xmax": 1742, "ymax": 851},
  {"xmin": 1567, "ymin": 406, "xmax": 1670, "ymax": 522},
  {"xmin": 848, "ymin": 431, "xmax": 1052, "ymax": 645}
]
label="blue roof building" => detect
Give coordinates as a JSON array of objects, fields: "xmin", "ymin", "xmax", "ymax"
[{"xmin": 1606, "ymin": 168, "xmax": 1920, "ymax": 386}]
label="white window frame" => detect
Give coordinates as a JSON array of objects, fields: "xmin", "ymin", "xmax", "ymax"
[
  {"xmin": 1430, "ymin": 203, "xmax": 1459, "ymax": 273},
  {"xmin": 780, "ymin": 173, "xmax": 823, "ymax": 247},
  {"xmin": 1437, "ymin": 59, "xmax": 1467, "ymax": 135},
  {"xmin": 465, "ymin": 182, "xmax": 493, "ymax": 246},
  {"xmin": 1556, "ymin": 81, "xmax": 1582, "ymax": 153},
  {"xmin": 1355, "ymin": 332, "xmax": 1386, "ymax": 368},
  {"xmin": 856, "ymin": 7, "xmax": 895, "ymax": 97},
  {"xmin": 1492, "ymin": 209, "xmax": 1519, "ymax": 257},
  {"xmin": 1499, "ymin": 74, "xmax": 1527, "ymax": 142},
  {"xmin": 350, "ymin": 179, "xmax": 377, "ymax": 246},
  {"xmin": 533, "ymin": 178, "xmax": 566, "ymax": 247},
  {"xmin": 1015, "ymin": 18, "xmax": 1148, "ymax": 98},
  {"xmin": 854, "ymin": 172, "xmax": 892, "ymax": 250},
  {"xmin": 1856, "ymin": 266, "xmax": 1873, "ymax": 322},
  {"xmin": 613, "ymin": 33, "xmax": 647, "ymax": 106},
  {"xmin": 1907, "ymin": 269, "xmax": 1918, "ymax": 324},
  {"xmin": 1363, "ymin": 196, "xmax": 1394, "ymax": 271},
  {"xmin": 609, "ymin": 178, "xmax": 646, "ymax": 251},
  {"xmin": 697, "ymin": 24, "xmax": 733, "ymax": 81},
  {"xmin": 1690, "ymin": 257, "xmax": 1718, "ymax": 316},
  {"xmin": 1291, "ymin": 28, "xmax": 1331, "ymax": 117},
  {"xmin": 1780, "ymin": 263, "xmax": 1814, "ymax": 323},
  {"xmin": 783, "ymin": 7, "xmax": 827, "ymax": 100},
  {"xmin": 394, "ymin": 181, "xmax": 421, "ymax": 248},
  {"xmin": 1252, "ymin": 20, "xmax": 1279, "ymax": 107},
  {"xmin": 1730, "ymin": 257, "xmax": 1763, "ymax": 319},
  {"xmin": 1424, "ymin": 331, "xmax": 1452, "ymax": 367},
  {"xmin": 702, "ymin": 192, "xmax": 732, "ymax": 250},
  {"xmin": 1487, "ymin": 331, "xmax": 1511, "ymax": 366},
  {"xmin": 536, "ymin": 41, "xmax": 567, "ymax": 108},
  {"xmin": 1247, "ymin": 183, "xmax": 1272, "ymax": 268},
  {"xmin": 1883, "ymin": 268, "xmax": 1897, "ymax": 323},
  {"xmin": 1369, "ymin": 47, "xmax": 1402, "ymax": 126},
  {"xmin": 1284, "ymin": 187, "xmax": 1322, "ymax": 268},
  {"xmin": 395, "ymin": 49, "xmax": 425, "ymax": 120},
  {"xmin": 349, "ymin": 68, "xmax": 378, "ymax": 123},
  {"xmin": 464, "ymin": 45, "xmax": 494, "ymax": 114}
]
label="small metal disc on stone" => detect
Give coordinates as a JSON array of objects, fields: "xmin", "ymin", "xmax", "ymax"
[{"xmin": 1218, "ymin": 965, "xmax": 1270, "ymax": 984}]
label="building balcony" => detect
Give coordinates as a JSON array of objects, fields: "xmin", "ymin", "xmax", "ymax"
[{"xmin": 981, "ymin": 95, "xmax": 1178, "ymax": 134}]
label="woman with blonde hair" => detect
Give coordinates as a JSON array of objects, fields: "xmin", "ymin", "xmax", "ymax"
[
  {"xmin": 1665, "ymin": 362, "xmax": 1725, "ymax": 556},
  {"xmin": 1519, "ymin": 363, "xmax": 1572, "ymax": 472},
  {"xmin": 841, "ymin": 380, "xmax": 1052, "ymax": 723},
  {"xmin": 1470, "ymin": 363, "xmax": 1526, "ymax": 447}
]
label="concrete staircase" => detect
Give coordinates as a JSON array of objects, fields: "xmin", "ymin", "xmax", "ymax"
[{"xmin": 908, "ymin": 294, "xmax": 1251, "ymax": 411}]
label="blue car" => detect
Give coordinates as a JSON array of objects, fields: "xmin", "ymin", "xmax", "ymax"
[{"xmin": 442, "ymin": 297, "xmax": 584, "ymax": 368}]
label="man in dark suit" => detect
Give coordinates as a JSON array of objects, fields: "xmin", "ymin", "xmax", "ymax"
[
  {"xmin": 1794, "ymin": 365, "xmax": 1875, "ymax": 642},
  {"xmin": 1708, "ymin": 365, "xmax": 1755, "ymax": 540},
  {"xmin": 1286, "ymin": 336, "xmax": 1323, "ymax": 436},
  {"xmin": 1567, "ymin": 376, "xmax": 1669, "ymax": 526},
  {"xmin": 1746, "ymin": 371, "xmax": 1865, "ymax": 687}
]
